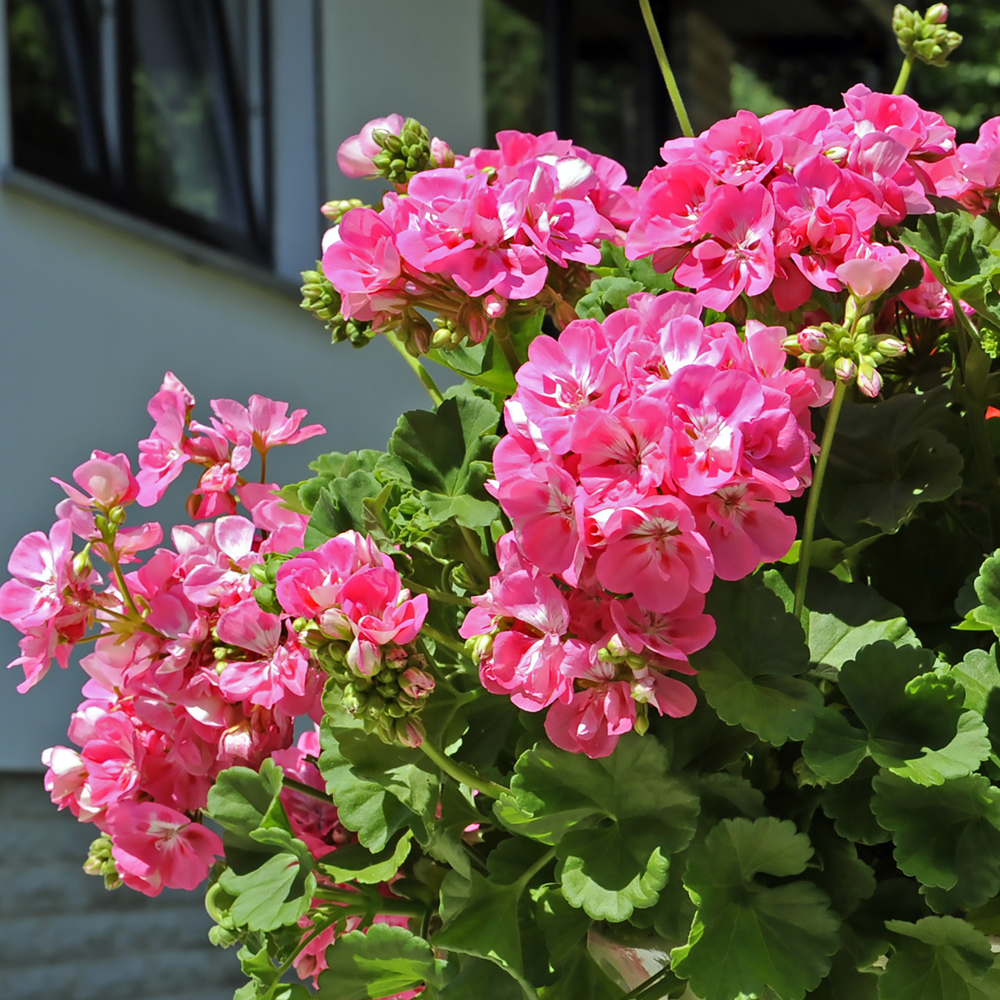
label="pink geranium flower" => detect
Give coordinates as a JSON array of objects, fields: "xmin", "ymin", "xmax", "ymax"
[{"xmin": 106, "ymin": 801, "xmax": 222, "ymax": 895}]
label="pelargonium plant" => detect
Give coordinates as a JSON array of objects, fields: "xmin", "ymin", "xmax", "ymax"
[{"xmin": 10, "ymin": 4, "xmax": 1000, "ymax": 998}]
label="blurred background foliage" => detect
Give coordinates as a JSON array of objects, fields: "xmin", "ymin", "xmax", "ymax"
[{"xmin": 484, "ymin": 0, "xmax": 1000, "ymax": 181}]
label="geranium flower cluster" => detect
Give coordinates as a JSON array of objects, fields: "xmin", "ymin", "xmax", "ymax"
[
  {"xmin": 626, "ymin": 83, "xmax": 965, "ymax": 313},
  {"xmin": 0, "ymin": 374, "xmax": 424, "ymax": 902},
  {"xmin": 322, "ymin": 122, "xmax": 638, "ymax": 345},
  {"xmin": 275, "ymin": 534, "xmax": 433, "ymax": 747},
  {"xmin": 462, "ymin": 291, "xmax": 832, "ymax": 757}
]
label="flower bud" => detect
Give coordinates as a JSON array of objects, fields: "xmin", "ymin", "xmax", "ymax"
[
  {"xmin": 797, "ymin": 326, "xmax": 828, "ymax": 354},
  {"xmin": 320, "ymin": 198, "xmax": 366, "ymax": 223},
  {"xmin": 876, "ymin": 336, "xmax": 908, "ymax": 359},
  {"xmin": 430, "ymin": 136, "xmax": 454, "ymax": 168},
  {"xmin": 857, "ymin": 363, "xmax": 883, "ymax": 398},
  {"xmin": 834, "ymin": 356, "xmax": 857, "ymax": 382},
  {"xmin": 925, "ymin": 3, "xmax": 948, "ymax": 24},
  {"xmin": 71, "ymin": 548, "xmax": 93, "ymax": 579}
]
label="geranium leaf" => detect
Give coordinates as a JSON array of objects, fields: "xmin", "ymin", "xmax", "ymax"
[
  {"xmin": 880, "ymin": 917, "xmax": 996, "ymax": 1000},
  {"xmin": 820, "ymin": 758, "xmax": 892, "ymax": 845},
  {"xmin": 768, "ymin": 570, "xmax": 919, "ymax": 671},
  {"xmin": 318, "ymin": 830, "xmax": 413, "ymax": 885},
  {"xmin": 691, "ymin": 577, "xmax": 821, "ymax": 746},
  {"xmin": 316, "ymin": 923, "xmax": 443, "ymax": 1000},
  {"xmin": 670, "ymin": 818, "xmax": 840, "ymax": 1000},
  {"xmin": 432, "ymin": 870, "xmax": 538, "ymax": 998},
  {"xmin": 318, "ymin": 701, "xmax": 438, "ymax": 851},
  {"xmin": 888, "ymin": 711, "xmax": 992, "ymax": 785},
  {"xmin": 819, "ymin": 390, "xmax": 963, "ymax": 544},
  {"xmin": 558, "ymin": 823, "xmax": 671, "ymax": 921},
  {"xmin": 219, "ymin": 852, "xmax": 316, "ymax": 932},
  {"xmin": 872, "ymin": 771, "xmax": 1000, "ymax": 912},
  {"xmin": 495, "ymin": 736, "xmax": 698, "ymax": 921},
  {"xmin": 207, "ymin": 759, "xmax": 286, "ymax": 852},
  {"xmin": 803, "ymin": 642, "xmax": 972, "ymax": 783}
]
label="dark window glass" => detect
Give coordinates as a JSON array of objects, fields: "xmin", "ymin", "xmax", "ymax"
[{"xmin": 7, "ymin": 0, "xmax": 270, "ymax": 263}]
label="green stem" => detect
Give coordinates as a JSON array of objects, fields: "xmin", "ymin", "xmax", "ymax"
[
  {"xmin": 100, "ymin": 528, "xmax": 144, "ymax": 620},
  {"xmin": 639, "ymin": 0, "xmax": 694, "ymax": 138},
  {"xmin": 459, "ymin": 526, "xmax": 495, "ymax": 587},
  {"xmin": 313, "ymin": 887, "xmax": 426, "ymax": 918},
  {"xmin": 793, "ymin": 379, "xmax": 848, "ymax": 621},
  {"xmin": 952, "ymin": 297, "xmax": 1000, "ymax": 541},
  {"xmin": 421, "ymin": 623, "xmax": 472, "ymax": 656},
  {"xmin": 419, "ymin": 737, "xmax": 509, "ymax": 799},
  {"xmin": 281, "ymin": 775, "xmax": 336, "ymax": 805},
  {"xmin": 515, "ymin": 846, "xmax": 556, "ymax": 891},
  {"xmin": 400, "ymin": 578, "xmax": 473, "ymax": 607},
  {"xmin": 893, "ymin": 53, "xmax": 915, "ymax": 95},
  {"xmin": 492, "ymin": 319, "xmax": 523, "ymax": 375},
  {"xmin": 387, "ymin": 328, "xmax": 445, "ymax": 406},
  {"xmin": 616, "ymin": 965, "xmax": 675, "ymax": 1000}
]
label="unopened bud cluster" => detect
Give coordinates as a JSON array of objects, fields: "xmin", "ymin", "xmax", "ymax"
[
  {"xmin": 300, "ymin": 263, "xmax": 374, "ymax": 347},
  {"xmin": 784, "ymin": 314, "xmax": 906, "ymax": 398},
  {"xmin": 372, "ymin": 118, "xmax": 435, "ymax": 186},
  {"xmin": 315, "ymin": 639, "xmax": 435, "ymax": 747},
  {"xmin": 892, "ymin": 4, "xmax": 962, "ymax": 67},
  {"xmin": 84, "ymin": 833, "xmax": 123, "ymax": 890}
]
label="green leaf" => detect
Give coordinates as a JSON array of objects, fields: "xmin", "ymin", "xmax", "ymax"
[
  {"xmin": 318, "ymin": 830, "xmax": 413, "ymax": 884},
  {"xmin": 691, "ymin": 577, "xmax": 821, "ymax": 745},
  {"xmin": 319, "ymin": 700, "xmax": 438, "ymax": 851},
  {"xmin": 670, "ymin": 818, "xmax": 840, "ymax": 1000},
  {"xmin": 316, "ymin": 923, "xmax": 442, "ymax": 1000},
  {"xmin": 819, "ymin": 390, "xmax": 963, "ymax": 544},
  {"xmin": 495, "ymin": 736, "xmax": 699, "ymax": 921},
  {"xmin": 305, "ymin": 470, "xmax": 388, "ymax": 546},
  {"xmin": 207, "ymin": 759, "xmax": 286, "ymax": 852},
  {"xmin": 438, "ymin": 956, "xmax": 532, "ymax": 1000},
  {"xmin": 433, "ymin": 870, "xmax": 538, "ymax": 998},
  {"xmin": 880, "ymin": 917, "xmax": 996, "ymax": 1000},
  {"xmin": 219, "ymin": 852, "xmax": 316, "ymax": 931},
  {"xmin": 769, "ymin": 570, "xmax": 919, "ymax": 671},
  {"xmin": 958, "ymin": 551, "xmax": 1000, "ymax": 632},
  {"xmin": 803, "ymin": 642, "xmax": 974, "ymax": 784},
  {"xmin": 820, "ymin": 758, "xmax": 892, "ymax": 845},
  {"xmin": 949, "ymin": 646, "xmax": 1000, "ymax": 756},
  {"xmin": 872, "ymin": 771, "xmax": 1000, "ymax": 912},
  {"xmin": 381, "ymin": 395, "xmax": 499, "ymax": 497},
  {"xmin": 575, "ymin": 275, "xmax": 645, "ymax": 320},
  {"xmin": 889, "ymin": 711, "xmax": 992, "ymax": 785}
]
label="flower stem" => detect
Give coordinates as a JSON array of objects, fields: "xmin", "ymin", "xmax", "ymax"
[
  {"xmin": 793, "ymin": 379, "xmax": 848, "ymax": 622},
  {"xmin": 638, "ymin": 0, "xmax": 694, "ymax": 138},
  {"xmin": 515, "ymin": 846, "xmax": 557, "ymax": 891},
  {"xmin": 418, "ymin": 737, "xmax": 509, "ymax": 799},
  {"xmin": 492, "ymin": 319, "xmax": 523, "ymax": 375},
  {"xmin": 386, "ymin": 328, "xmax": 445, "ymax": 406},
  {"xmin": 400, "ymin": 578, "xmax": 473, "ymax": 607},
  {"xmin": 281, "ymin": 775, "xmax": 336, "ymax": 805},
  {"xmin": 421, "ymin": 623, "xmax": 473, "ymax": 656},
  {"xmin": 893, "ymin": 53, "xmax": 915, "ymax": 95}
]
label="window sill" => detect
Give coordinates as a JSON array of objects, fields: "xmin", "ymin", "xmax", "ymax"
[{"xmin": 2, "ymin": 166, "xmax": 303, "ymax": 301}]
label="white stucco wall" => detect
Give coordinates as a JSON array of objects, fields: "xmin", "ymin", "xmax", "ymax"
[{"xmin": 0, "ymin": 0, "xmax": 484, "ymax": 771}]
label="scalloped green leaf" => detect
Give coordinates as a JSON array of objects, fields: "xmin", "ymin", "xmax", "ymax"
[
  {"xmin": 820, "ymin": 758, "xmax": 892, "ymax": 845},
  {"xmin": 690, "ymin": 577, "xmax": 821, "ymax": 745},
  {"xmin": 495, "ymin": 736, "xmax": 698, "ymax": 921},
  {"xmin": 318, "ymin": 701, "xmax": 438, "ymax": 851},
  {"xmin": 803, "ymin": 643, "xmax": 970, "ymax": 783},
  {"xmin": 219, "ymin": 852, "xmax": 316, "ymax": 932},
  {"xmin": 880, "ymin": 917, "xmax": 996, "ymax": 1000},
  {"xmin": 318, "ymin": 830, "xmax": 413, "ymax": 884},
  {"xmin": 670, "ymin": 818, "xmax": 840, "ymax": 1000},
  {"xmin": 957, "ymin": 551, "xmax": 1000, "ymax": 633},
  {"xmin": 872, "ymin": 772, "xmax": 1000, "ymax": 912},
  {"xmin": 316, "ymin": 923, "xmax": 443, "ymax": 1000},
  {"xmin": 207, "ymin": 759, "xmax": 286, "ymax": 852},
  {"xmin": 432, "ymin": 870, "xmax": 538, "ymax": 998},
  {"xmin": 819, "ymin": 390, "xmax": 963, "ymax": 544}
]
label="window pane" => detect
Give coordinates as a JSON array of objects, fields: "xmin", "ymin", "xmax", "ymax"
[
  {"xmin": 8, "ymin": 0, "xmax": 108, "ymax": 192},
  {"xmin": 126, "ymin": 0, "xmax": 261, "ymax": 255}
]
